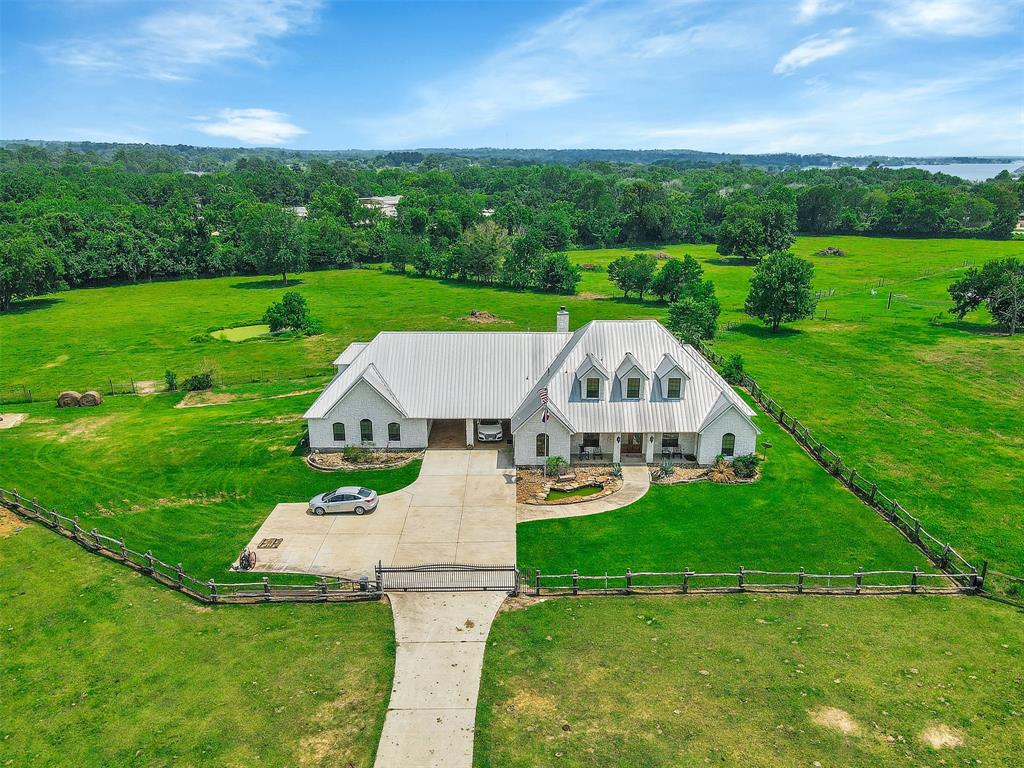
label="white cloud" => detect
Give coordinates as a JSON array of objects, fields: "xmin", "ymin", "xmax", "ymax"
[
  {"xmin": 627, "ymin": 59, "xmax": 1024, "ymax": 154},
  {"xmin": 796, "ymin": 0, "xmax": 846, "ymax": 22},
  {"xmin": 50, "ymin": 0, "xmax": 320, "ymax": 80},
  {"xmin": 774, "ymin": 27, "xmax": 855, "ymax": 74},
  {"xmin": 363, "ymin": 0, "xmax": 747, "ymax": 146},
  {"xmin": 194, "ymin": 108, "xmax": 306, "ymax": 145},
  {"xmin": 877, "ymin": 0, "xmax": 1014, "ymax": 37}
]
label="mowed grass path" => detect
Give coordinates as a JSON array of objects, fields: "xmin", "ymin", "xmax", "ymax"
[
  {"xmin": 0, "ymin": 520, "xmax": 393, "ymax": 768},
  {"xmin": 1, "ymin": 235, "xmax": 1021, "ymax": 571},
  {"xmin": 517, "ymin": 394, "xmax": 932, "ymax": 577},
  {"xmin": 475, "ymin": 595, "xmax": 1024, "ymax": 768},
  {"xmin": 0, "ymin": 384, "xmax": 420, "ymax": 580}
]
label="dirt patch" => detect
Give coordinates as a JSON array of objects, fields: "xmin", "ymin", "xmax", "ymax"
[
  {"xmin": 181, "ymin": 601, "xmax": 212, "ymax": 613},
  {"xmin": 176, "ymin": 391, "xmax": 236, "ymax": 408},
  {"xmin": 230, "ymin": 414, "xmax": 304, "ymax": 425},
  {"xmin": 42, "ymin": 353, "xmax": 69, "ymax": 369},
  {"xmin": 36, "ymin": 415, "xmax": 116, "ymax": 443},
  {"xmin": 0, "ymin": 507, "xmax": 26, "ymax": 538},
  {"xmin": 505, "ymin": 690, "xmax": 557, "ymax": 717},
  {"xmin": 809, "ymin": 706, "xmax": 860, "ymax": 736},
  {"xmin": 135, "ymin": 380, "xmax": 162, "ymax": 395},
  {"xmin": 576, "ymin": 291, "xmax": 609, "ymax": 300},
  {"xmin": 94, "ymin": 491, "xmax": 243, "ymax": 517},
  {"xmin": 463, "ymin": 309, "xmax": 511, "ymax": 324},
  {"xmin": 0, "ymin": 413, "xmax": 29, "ymax": 430},
  {"xmin": 175, "ymin": 387, "xmax": 320, "ymax": 409},
  {"xmin": 918, "ymin": 724, "xmax": 964, "ymax": 749}
]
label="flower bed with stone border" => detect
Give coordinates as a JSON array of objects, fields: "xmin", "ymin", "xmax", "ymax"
[{"xmin": 517, "ymin": 466, "xmax": 624, "ymax": 505}]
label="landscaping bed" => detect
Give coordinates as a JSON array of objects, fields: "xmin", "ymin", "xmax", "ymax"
[
  {"xmin": 517, "ymin": 466, "xmax": 623, "ymax": 505},
  {"xmin": 307, "ymin": 448, "xmax": 423, "ymax": 471}
]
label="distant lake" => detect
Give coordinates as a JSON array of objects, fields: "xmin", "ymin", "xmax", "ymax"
[{"xmin": 881, "ymin": 162, "xmax": 1024, "ymax": 181}]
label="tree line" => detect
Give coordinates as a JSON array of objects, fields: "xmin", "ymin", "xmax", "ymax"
[{"xmin": 0, "ymin": 143, "xmax": 1021, "ymax": 309}]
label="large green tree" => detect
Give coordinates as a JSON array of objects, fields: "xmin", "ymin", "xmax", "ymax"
[
  {"xmin": 744, "ymin": 251, "xmax": 817, "ymax": 332},
  {"xmin": 651, "ymin": 254, "xmax": 703, "ymax": 302},
  {"xmin": 607, "ymin": 253, "xmax": 657, "ymax": 299},
  {"xmin": 237, "ymin": 203, "xmax": 307, "ymax": 285},
  {"xmin": 0, "ymin": 229, "xmax": 64, "ymax": 311},
  {"xmin": 667, "ymin": 279, "xmax": 721, "ymax": 345},
  {"xmin": 948, "ymin": 257, "xmax": 1024, "ymax": 335}
]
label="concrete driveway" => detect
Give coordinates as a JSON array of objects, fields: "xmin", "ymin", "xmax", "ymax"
[{"xmin": 242, "ymin": 448, "xmax": 516, "ymax": 578}]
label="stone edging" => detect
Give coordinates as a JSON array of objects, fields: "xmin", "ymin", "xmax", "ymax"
[
  {"xmin": 652, "ymin": 469, "xmax": 761, "ymax": 486},
  {"xmin": 524, "ymin": 477, "xmax": 624, "ymax": 506},
  {"xmin": 306, "ymin": 451, "xmax": 423, "ymax": 472}
]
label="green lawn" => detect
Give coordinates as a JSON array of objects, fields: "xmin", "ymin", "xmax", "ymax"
[
  {"xmin": 0, "ymin": 384, "xmax": 420, "ymax": 581},
  {"xmin": 0, "ymin": 520, "xmax": 394, "ymax": 768},
  {"xmin": 475, "ymin": 595, "xmax": 1024, "ymax": 768},
  {"xmin": 517, "ymin": 395, "xmax": 932, "ymax": 577}
]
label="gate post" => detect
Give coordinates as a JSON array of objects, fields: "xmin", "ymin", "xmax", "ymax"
[
  {"xmin": 571, "ymin": 569, "xmax": 579, "ymax": 596},
  {"xmin": 534, "ymin": 569, "xmax": 541, "ymax": 597},
  {"xmin": 625, "ymin": 568, "xmax": 632, "ymax": 594}
]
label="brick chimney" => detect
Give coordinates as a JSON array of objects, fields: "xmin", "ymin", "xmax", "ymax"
[{"xmin": 556, "ymin": 306, "xmax": 570, "ymax": 333}]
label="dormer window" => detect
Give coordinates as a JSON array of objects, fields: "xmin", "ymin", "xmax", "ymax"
[
  {"xmin": 585, "ymin": 377, "xmax": 601, "ymax": 399},
  {"xmin": 626, "ymin": 377, "xmax": 642, "ymax": 399},
  {"xmin": 667, "ymin": 377, "xmax": 682, "ymax": 399}
]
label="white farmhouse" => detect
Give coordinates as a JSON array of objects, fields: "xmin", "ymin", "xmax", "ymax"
[{"xmin": 304, "ymin": 308, "xmax": 759, "ymax": 466}]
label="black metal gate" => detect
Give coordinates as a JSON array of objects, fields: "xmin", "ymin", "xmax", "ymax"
[{"xmin": 375, "ymin": 562, "xmax": 519, "ymax": 593}]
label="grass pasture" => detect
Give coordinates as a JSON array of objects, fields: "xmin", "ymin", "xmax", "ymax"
[
  {"xmin": 0, "ymin": 519, "xmax": 394, "ymax": 768},
  {"xmin": 0, "ymin": 384, "xmax": 421, "ymax": 581},
  {"xmin": 0, "ymin": 234, "xmax": 1021, "ymax": 575},
  {"xmin": 475, "ymin": 595, "xmax": 1024, "ymax": 768}
]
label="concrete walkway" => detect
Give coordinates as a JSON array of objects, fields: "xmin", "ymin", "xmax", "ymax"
[
  {"xmin": 373, "ymin": 590, "xmax": 506, "ymax": 767},
  {"xmin": 242, "ymin": 448, "xmax": 516, "ymax": 578},
  {"xmin": 516, "ymin": 464, "xmax": 651, "ymax": 523}
]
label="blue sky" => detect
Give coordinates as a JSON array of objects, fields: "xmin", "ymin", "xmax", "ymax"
[{"xmin": 2, "ymin": 0, "xmax": 1022, "ymax": 154}]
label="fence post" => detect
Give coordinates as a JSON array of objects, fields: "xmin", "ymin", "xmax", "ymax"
[
  {"xmin": 319, "ymin": 576, "xmax": 328, "ymax": 599},
  {"xmin": 175, "ymin": 564, "xmax": 185, "ymax": 588},
  {"xmin": 71, "ymin": 516, "xmax": 82, "ymax": 540},
  {"xmin": 798, "ymin": 567, "xmax": 805, "ymax": 593},
  {"xmin": 51, "ymin": 508, "xmax": 62, "ymax": 530},
  {"xmin": 940, "ymin": 543, "xmax": 950, "ymax": 570},
  {"xmin": 869, "ymin": 484, "xmax": 878, "ymax": 503},
  {"xmin": 889, "ymin": 500, "xmax": 898, "ymax": 522},
  {"xmin": 571, "ymin": 569, "xmax": 579, "ymax": 596},
  {"xmin": 855, "ymin": 568, "xmax": 863, "ymax": 594},
  {"xmin": 912, "ymin": 519, "xmax": 921, "ymax": 543},
  {"xmin": 145, "ymin": 551, "xmax": 155, "ymax": 573},
  {"xmin": 911, "ymin": 567, "xmax": 919, "ymax": 594},
  {"xmin": 109, "ymin": 378, "xmax": 114, "ymax": 396},
  {"xmin": 625, "ymin": 568, "xmax": 633, "ymax": 594},
  {"xmin": 32, "ymin": 497, "xmax": 40, "ymax": 518},
  {"xmin": 977, "ymin": 560, "xmax": 988, "ymax": 591},
  {"xmin": 130, "ymin": 377, "xmax": 136, "ymax": 394},
  {"xmin": 682, "ymin": 570, "xmax": 690, "ymax": 594},
  {"xmin": 208, "ymin": 580, "xmax": 218, "ymax": 604},
  {"xmin": 738, "ymin": 566, "xmax": 745, "ymax": 591},
  {"xmin": 263, "ymin": 576, "xmax": 272, "ymax": 601},
  {"xmin": 534, "ymin": 569, "xmax": 541, "ymax": 597},
  {"xmin": 848, "ymin": 469, "xmax": 858, "ymax": 488},
  {"xmin": 119, "ymin": 539, "xmax": 128, "ymax": 560},
  {"xmin": 91, "ymin": 528, "xmax": 102, "ymax": 548}
]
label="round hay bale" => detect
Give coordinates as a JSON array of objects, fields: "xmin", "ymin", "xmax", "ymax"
[
  {"xmin": 80, "ymin": 390, "xmax": 104, "ymax": 407},
  {"xmin": 57, "ymin": 390, "xmax": 82, "ymax": 408}
]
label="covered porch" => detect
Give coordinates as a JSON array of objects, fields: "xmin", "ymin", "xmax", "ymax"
[{"xmin": 568, "ymin": 431, "xmax": 698, "ymax": 465}]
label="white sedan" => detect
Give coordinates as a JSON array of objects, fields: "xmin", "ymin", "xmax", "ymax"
[{"xmin": 476, "ymin": 420, "xmax": 504, "ymax": 442}]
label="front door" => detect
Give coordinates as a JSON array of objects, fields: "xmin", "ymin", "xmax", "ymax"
[{"xmin": 622, "ymin": 433, "xmax": 643, "ymax": 454}]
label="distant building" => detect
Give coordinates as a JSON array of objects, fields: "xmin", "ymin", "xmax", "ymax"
[
  {"xmin": 358, "ymin": 195, "xmax": 402, "ymax": 218},
  {"xmin": 481, "ymin": 208, "xmax": 495, "ymax": 218},
  {"xmin": 286, "ymin": 205, "xmax": 308, "ymax": 218}
]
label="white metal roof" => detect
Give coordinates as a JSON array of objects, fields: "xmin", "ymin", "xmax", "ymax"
[
  {"xmin": 305, "ymin": 331, "xmax": 571, "ymax": 420},
  {"xmin": 307, "ymin": 320, "xmax": 756, "ymax": 435},
  {"xmin": 510, "ymin": 320, "xmax": 756, "ymax": 434}
]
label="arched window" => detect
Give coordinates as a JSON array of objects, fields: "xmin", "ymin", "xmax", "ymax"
[
  {"xmin": 388, "ymin": 422, "xmax": 401, "ymax": 442},
  {"xmin": 332, "ymin": 422, "xmax": 345, "ymax": 441},
  {"xmin": 536, "ymin": 433, "xmax": 549, "ymax": 457},
  {"xmin": 721, "ymin": 432, "xmax": 736, "ymax": 457},
  {"xmin": 360, "ymin": 419, "xmax": 373, "ymax": 443}
]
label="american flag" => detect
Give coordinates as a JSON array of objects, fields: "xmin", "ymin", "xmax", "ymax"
[
  {"xmin": 542, "ymin": 410, "xmax": 550, "ymax": 423},
  {"xmin": 539, "ymin": 387, "xmax": 549, "ymax": 404}
]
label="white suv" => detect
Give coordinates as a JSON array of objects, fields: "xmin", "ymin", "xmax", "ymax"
[{"xmin": 476, "ymin": 420, "xmax": 504, "ymax": 442}]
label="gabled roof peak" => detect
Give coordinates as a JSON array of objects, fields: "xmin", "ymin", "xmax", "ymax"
[{"xmin": 615, "ymin": 351, "xmax": 650, "ymax": 379}]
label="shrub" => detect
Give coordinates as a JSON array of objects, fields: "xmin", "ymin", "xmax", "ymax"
[
  {"xmin": 164, "ymin": 370, "xmax": 177, "ymax": 391},
  {"xmin": 720, "ymin": 353, "xmax": 745, "ymax": 384},
  {"xmin": 264, "ymin": 292, "xmax": 319, "ymax": 333},
  {"xmin": 342, "ymin": 446, "xmax": 373, "ymax": 464},
  {"xmin": 708, "ymin": 455, "xmax": 736, "ymax": 483},
  {"xmin": 303, "ymin": 316, "xmax": 324, "ymax": 336},
  {"xmin": 654, "ymin": 459, "xmax": 674, "ymax": 479},
  {"xmin": 545, "ymin": 455, "xmax": 569, "ymax": 476},
  {"xmin": 732, "ymin": 453, "xmax": 761, "ymax": 479},
  {"xmin": 814, "ymin": 246, "xmax": 846, "ymax": 257},
  {"xmin": 190, "ymin": 332, "xmax": 213, "ymax": 343},
  {"xmin": 181, "ymin": 372, "xmax": 213, "ymax": 392},
  {"xmin": 578, "ymin": 263, "xmax": 604, "ymax": 272},
  {"xmin": 610, "ymin": 463, "xmax": 623, "ymax": 479}
]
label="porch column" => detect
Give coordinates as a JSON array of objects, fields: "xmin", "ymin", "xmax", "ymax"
[
  {"xmin": 612, "ymin": 433, "xmax": 621, "ymax": 463},
  {"xmin": 465, "ymin": 419, "xmax": 474, "ymax": 448},
  {"xmin": 644, "ymin": 433, "xmax": 655, "ymax": 464}
]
